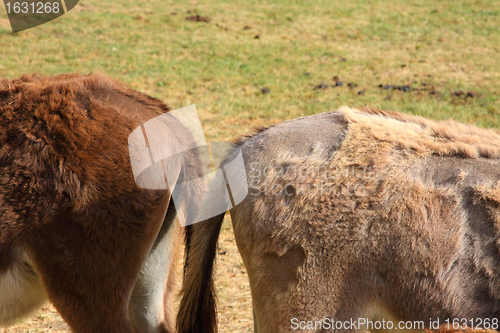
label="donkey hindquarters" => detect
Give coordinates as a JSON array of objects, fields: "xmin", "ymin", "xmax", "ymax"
[
  {"xmin": 0, "ymin": 73, "xmax": 202, "ymax": 333},
  {"xmin": 178, "ymin": 108, "xmax": 500, "ymax": 333}
]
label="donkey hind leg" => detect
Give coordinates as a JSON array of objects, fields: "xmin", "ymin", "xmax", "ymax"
[
  {"xmin": 0, "ymin": 252, "xmax": 47, "ymax": 326},
  {"xmin": 30, "ymin": 197, "xmax": 170, "ymax": 333},
  {"xmin": 130, "ymin": 201, "xmax": 181, "ymax": 333}
]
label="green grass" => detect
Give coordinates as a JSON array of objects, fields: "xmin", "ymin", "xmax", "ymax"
[{"xmin": 1, "ymin": 0, "xmax": 499, "ymax": 140}]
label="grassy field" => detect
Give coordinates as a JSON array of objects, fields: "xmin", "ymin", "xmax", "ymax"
[{"xmin": 1, "ymin": 0, "xmax": 500, "ymax": 331}]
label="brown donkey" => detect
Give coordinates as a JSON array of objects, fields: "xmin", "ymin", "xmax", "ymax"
[
  {"xmin": 0, "ymin": 73, "xmax": 203, "ymax": 333},
  {"xmin": 178, "ymin": 107, "xmax": 500, "ymax": 333}
]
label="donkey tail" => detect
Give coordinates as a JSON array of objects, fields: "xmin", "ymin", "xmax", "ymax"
[{"xmin": 176, "ymin": 213, "xmax": 225, "ymax": 333}]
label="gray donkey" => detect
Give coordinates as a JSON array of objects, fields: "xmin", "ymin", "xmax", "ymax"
[{"xmin": 178, "ymin": 107, "xmax": 500, "ymax": 333}]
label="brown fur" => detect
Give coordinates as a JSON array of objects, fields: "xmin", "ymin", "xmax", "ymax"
[
  {"xmin": 0, "ymin": 73, "xmax": 197, "ymax": 333},
  {"xmin": 178, "ymin": 108, "xmax": 500, "ymax": 333},
  {"xmin": 353, "ymin": 106, "xmax": 500, "ymax": 159}
]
